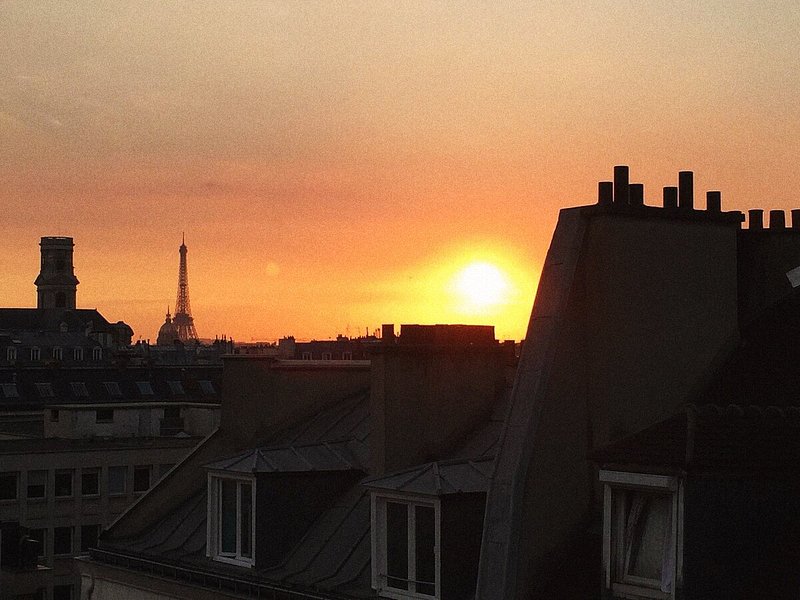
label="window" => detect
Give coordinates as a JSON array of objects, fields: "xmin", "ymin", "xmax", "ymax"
[
  {"xmin": 80, "ymin": 524, "xmax": 100, "ymax": 552},
  {"xmin": 372, "ymin": 494, "xmax": 440, "ymax": 599},
  {"xmin": 198, "ymin": 380, "xmax": 216, "ymax": 395},
  {"xmin": 50, "ymin": 409, "xmax": 59, "ymax": 422},
  {"xmin": 29, "ymin": 528, "xmax": 46, "ymax": 558},
  {"xmin": 301, "ymin": 352, "xmax": 312, "ymax": 360},
  {"xmin": 600, "ymin": 470, "xmax": 683, "ymax": 600},
  {"xmin": 0, "ymin": 472, "xmax": 18, "ymax": 501},
  {"xmin": 54, "ymin": 470, "xmax": 73, "ymax": 497},
  {"xmin": 35, "ymin": 383, "xmax": 54, "ymax": 398},
  {"xmin": 322, "ymin": 352, "xmax": 332, "ymax": 360},
  {"xmin": 133, "ymin": 465, "xmax": 151, "ymax": 493},
  {"xmin": 343, "ymin": 351, "xmax": 353, "ymax": 360},
  {"xmin": 73, "ymin": 347, "xmax": 83, "ymax": 361},
  {"xmin": 70, "ymin": 382, "xmax": 88, "ymax": 397},
  {"xmin": 31, "ymin": 346, "xmax": 41, "ymax": 360},
  {"xmin": 136, "ymin": 381, "xmax": 154, "ymax": 396},
  {"xmin": 52, "ymin": 347, "xmax": 63, "ymax": 361},
  {"xmin": 7, "ymin": 346, "xmax": 17, "ymax": 361},
  {"xmin": 103, "ymin": 381, "xmax": 122, "ymax": 397},
  {"xmin": 27, "ymin": 470, "xmax": 47, "ymax": 499},
  {"xmin": 53, "ymin": 526, "xmax": 72, "ymax": 555},
  {"xmin": 108, "ymin": 466, "xmax": 127, "ymax": 495},
  {"xmin": 53, "ymin": 584, "xmax": 74, "ymax": 600},
  {"xmin": 81, "ymin": 469, "xmax": 99, "ymax": 496},
  {"xmin": 1, "ymin": 383, "xmax": 19, "ymax": 398},
  {"xmin": 207, "ymin": 474, "xmax": 255, "ymax": 567},
  {"xmin": 95, "ymin": 408, "xmax": 114, "ymax": 423},
  {"xmin": 92, "ymin": 347, "xmax": 102, "ymax": 360},
  {"xmin": 167, "ymin": 380, "xmax": 185, "ymax": 396}
]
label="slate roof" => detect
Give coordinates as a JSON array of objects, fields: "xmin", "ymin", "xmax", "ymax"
[
  {"xmin": 205, "ymin": 438, "xmax": 368, "ymax": 474},
  {"xmin": 591, "ymin": 403, "xmax": 800, "ymax": 473},
  {"xmin": 0, "ymin": 308, "xmax": 114, "ymax": 332},
  {"xmin": 362, "ymin": 456, "xmax": 494, "ymax": 495}
]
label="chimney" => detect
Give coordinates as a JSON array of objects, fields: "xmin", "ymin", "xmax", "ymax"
[
  {"xmin": 369, "ymin": 325, "xmax": 504, "ymax": 475},
  {"xmin": 629, "ymin": 183, "xmax": 644, "ymax": 206},
  {"xmin": 770, "ymin": 210, "xmax": 786, "ymax": 230},
  {"xmin": 381, "ymin": 324, "xmax": 395, "ymax": 342},
  {"xmin": 706, "ymin": 191, "xmax": 722, "ymax": 213},
  {"xmin": 598, "ymin": 181, "xmax": 613, "ymax": 205},
  {"xmin": 749, "ymin": 209, "xmax": 764, "ymax": 230},
  {"xmin": 663, "ymin": 186, "xmax": 678, "ymax": 209},
  {"xmin": 678, "ymin": 171, "xmax": 694, "ymax": 210},
  {"xmin": 791, "ymin": 209, "xmax": 800, "ymax": 230},
  {"xmin": 613, "ymin": 166, "xmax": 630, "ymax": 206}
]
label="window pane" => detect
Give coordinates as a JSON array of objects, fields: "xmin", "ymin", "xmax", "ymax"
[
  {"xmin": 240, "ymin": 482, "xmax": 252, "ymax": 558},
  {"xmin": 386, "ymin": 501, "xmax": 409, "ymax": 590},
  {"xmin": 81, "ymin": 471, "xmax": 99, "ymax": 496},
  {"xmin": 0, "ymin": 473, "xmax": 17, "ymax": 500},
  {"xmin": 108, "ymin": 466, "xmax": 126, "ymax": 494},
  {"xmin": 53, "ymin": 526, "xmax": 72, "ymax": 555},
  {"xmin": 27, "ymin": 470, "xmax": 46, "ymax": 499},
  {"xmin": 81, "ymin": 524, "xmax": 100, "ymax": 552},
  {"xmin": 220, "ymin": 479, "xmax": 237, "ymax": 554},
  {"xmin": 55, "ymin": 471, "xmax": 73, "ymax": 497},
  {"xmin": 624, "ymin": 492, "xmax": 672, "ymax": 582},
  {"xmin": 415, "ymin": 504, "xmax": 436, "ymax": 595},
  {"xmin": 133, "ymin": 466, "xmax": 151, "ymax": 492}
]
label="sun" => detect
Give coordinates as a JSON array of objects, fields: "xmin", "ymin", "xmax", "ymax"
[{"xmin": 452, "ymin": 261, "xmax": 511, "ymax": 310}]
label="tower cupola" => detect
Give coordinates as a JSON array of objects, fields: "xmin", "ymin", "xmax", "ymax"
[{"xmin": 34, "ymin": 236, "xmax": 79, "ymax": 309}]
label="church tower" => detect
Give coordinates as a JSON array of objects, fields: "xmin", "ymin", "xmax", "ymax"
[{"xmin": 34, "ymin": 236, "xmax": 79, "ymax": 309}]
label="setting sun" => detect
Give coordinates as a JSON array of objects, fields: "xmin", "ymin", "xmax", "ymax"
[{"xmin": 452, "ymin": 261, "xmax": 512, "ymax": 311}]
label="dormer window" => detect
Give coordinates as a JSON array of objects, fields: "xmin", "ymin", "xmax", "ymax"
[
  {"xmin": 600, "ymin": 470, "xmax": 683, "ymax": 599},
  {"xmin": 35, "ymin": 383, "xmax": 54, "ymax": 398},
  {"xmin": 6, "ymin": 347, "xmax": 17, "ymax": 361},
  {"xmin": 52, "ymin": 347, "xmax": 62, "ymax": 361},
  {"xmin": 207, "ymin": 473, "xmax": 255, "ymax": 567},
  {"xmin": 103, "ymin": 381, "xmax": 122, "ymax": 397},
  {"xmin": 31, "ymin": 346, "xmax": 41, "ymax": 361},
  {"xmin": 167, "ymin": 380, "xmax": 185, "ymax": 396},
  {"xmin": 73, "ymin": 347, "xmax": 83, "ymax": 361},
  {"xmin": 1, "ymin": 383, "xmax": 19, "ymax": 398},
  {"xmin": 92, "ymin": 347, "xmax": 102, "ymax": 361},
  {"xmin": 371, "ymin": 494, "xmax": 440, "ymax": 599}
]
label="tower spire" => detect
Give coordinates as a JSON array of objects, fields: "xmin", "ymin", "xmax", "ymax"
[{"xmin": 172, "ymin": 236, "xmax": 198, "ymax": 342}]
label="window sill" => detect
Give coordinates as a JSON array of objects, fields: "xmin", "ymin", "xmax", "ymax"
[{"xmin": 212, "ymin": 555, "xmax": 254, "ymax": 568}]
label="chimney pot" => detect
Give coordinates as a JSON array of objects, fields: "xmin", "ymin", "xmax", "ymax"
[
  {"xmin": 629, "ymin": 183, "xmax": 644, "ymax": 206},
  {"xmin": 706, "ymin": 191, "xmax": 721, "ymax": 213},
  {"xmin": 598, "ymin": 181, "xmax": 613, "ymax": 205},
  {"xmin": 678, "ymin": 171, "xmax": 694, "ymax": 210},
  {"xmin": 613, "ymin": 165, "xmax": 630, "ymax": 206},
  {"xmin": 749, "ymin": 209, "xmax": 764, "ymax": 230},
  {"xmin": 769, "ymin": 209, "xmax": 786, "ymax": 230},
  {"xmin": 663, "ymin": 186, "xmax": 678, "ymax": 209},
  {"xmin": 791, "ymin": 209, "xmax": 800, "ymax": 230}
]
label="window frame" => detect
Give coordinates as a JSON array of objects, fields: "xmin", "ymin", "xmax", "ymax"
[
  {"xmin": 52, "ymin": 346, "xmax": 63, "ymax": 361},
  {"xmin": 81, "ymin": 469, "xmax": 100, "ymax": 497},
  {"xmin": 73, "ymin": 347, "xmax": 84, "ymax": 361},
  {"xmin": 0, "ymin": 472, "xmax": 18, "ymax": 502},
  {"xmin": 1, "ymin": 383, "xmax": 19, "ymax": 398},
  {"xmin": 7, "ymin": 346, "xmax": 17, "ymax": 361},
  {"xmin": 54, "ymin": 470, "xmax": 74, "ymax": 498},
  {"xmin": 95, "ymin": 408, "xmax": 114, "ymax": 423},
  {"xmin": 371, "ymin": 491, "xmax": 441, "ymax": 600},
  {"xmin": 206, "ymin": 472, "xmax": 256, "ymax": 568},
  {"xmin": 600, "ymin": 470, "xmax": 684, "ymax": 600},
  {"xmin": 35, "ymin": 382, "xmax": 54, "ymax": 398}
]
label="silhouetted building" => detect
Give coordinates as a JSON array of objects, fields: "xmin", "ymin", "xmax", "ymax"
[
  {"xmin": 78, "ymin": 165, "xmax": 800, "ymax": 600},
  {"xmin": 156, "ymin": 309, "xmax": 180, "ymax": 346}
]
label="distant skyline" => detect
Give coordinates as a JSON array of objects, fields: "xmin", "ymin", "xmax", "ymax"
[{"xmin": 2, "ymin": 1, "xmax": 799, "ymax": 341}]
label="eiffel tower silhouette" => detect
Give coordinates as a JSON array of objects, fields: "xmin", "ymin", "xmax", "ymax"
[{"xmin": 173, "ymin": 234, "xmax": 198, "ymax": 342}]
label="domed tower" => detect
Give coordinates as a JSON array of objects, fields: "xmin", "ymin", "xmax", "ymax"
[
  {"xmin": 156, "ymin": 309, "xmax": 180, "ymax": 346},
  {"xmin": 34, "ymin": 237, "xmax": 79, "ymax": 309}
]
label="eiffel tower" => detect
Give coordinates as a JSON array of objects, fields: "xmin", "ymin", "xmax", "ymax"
[{"xmin": 172, "ymin": 234, "xmax": 199, "ymax": 342}]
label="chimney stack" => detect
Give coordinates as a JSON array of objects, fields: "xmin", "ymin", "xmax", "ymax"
[
  {"xmin": 598, "ymin": 181, "xmax": 613, "ymax": 205},
  {"xmin": 706, "ymin": 191, "xmax": 721, "ymax": 213},
  {"xmin": 749, "ymin": 209, "xmax": 764, "ymax": 230},
  {"xmin": 381, "ymin": 324, "xmax": 395, "ymax": 343},
  {"xmin": 663, "ymin": 186, "xmax": 678, "ymax": 209},
  {"xmin": 613, "ymin": 166, "xmax": 630, "ymax": 206},
  {"xmin": 769, "ymin": 210, "xmax": 786, "ymax": 230},
  {"xmin": 678, "ymin": 171, "xmax": 694, "ymax": 210},
  {"xmin": 629, "ymin": 183, "xmax": 644, "ymax": 206},
  {"xmin": 791, "ymin": 209, "xmax": 800, "ymax": 230}
]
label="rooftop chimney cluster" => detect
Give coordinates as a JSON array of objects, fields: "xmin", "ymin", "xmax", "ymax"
[{"xmin": 595, "ymin": 165, "xmax": 800, "ymax": 231}]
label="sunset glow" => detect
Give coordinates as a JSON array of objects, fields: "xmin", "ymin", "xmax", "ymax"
[
  {"xmin": 453, "ymin": 262, "xmax": 511, "ymax": 312},
  {"xmin": 2, "ymin": 2, "xmax": 800, "ymax": 342}
]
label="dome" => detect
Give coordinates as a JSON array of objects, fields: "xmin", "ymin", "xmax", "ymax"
[{"xmin": 156, "ymin": 310, "xmax": 180, "ymax": 346}]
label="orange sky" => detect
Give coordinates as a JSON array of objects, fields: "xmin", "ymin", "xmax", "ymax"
[{"xmin": 2, "ymin": 1, "xmax": 799, "ymax": 342}]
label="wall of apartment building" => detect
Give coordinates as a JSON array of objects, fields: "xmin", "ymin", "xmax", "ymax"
[{"xmin": 44, "ymin": 404, "xmax": 220, "ymax": 439}]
